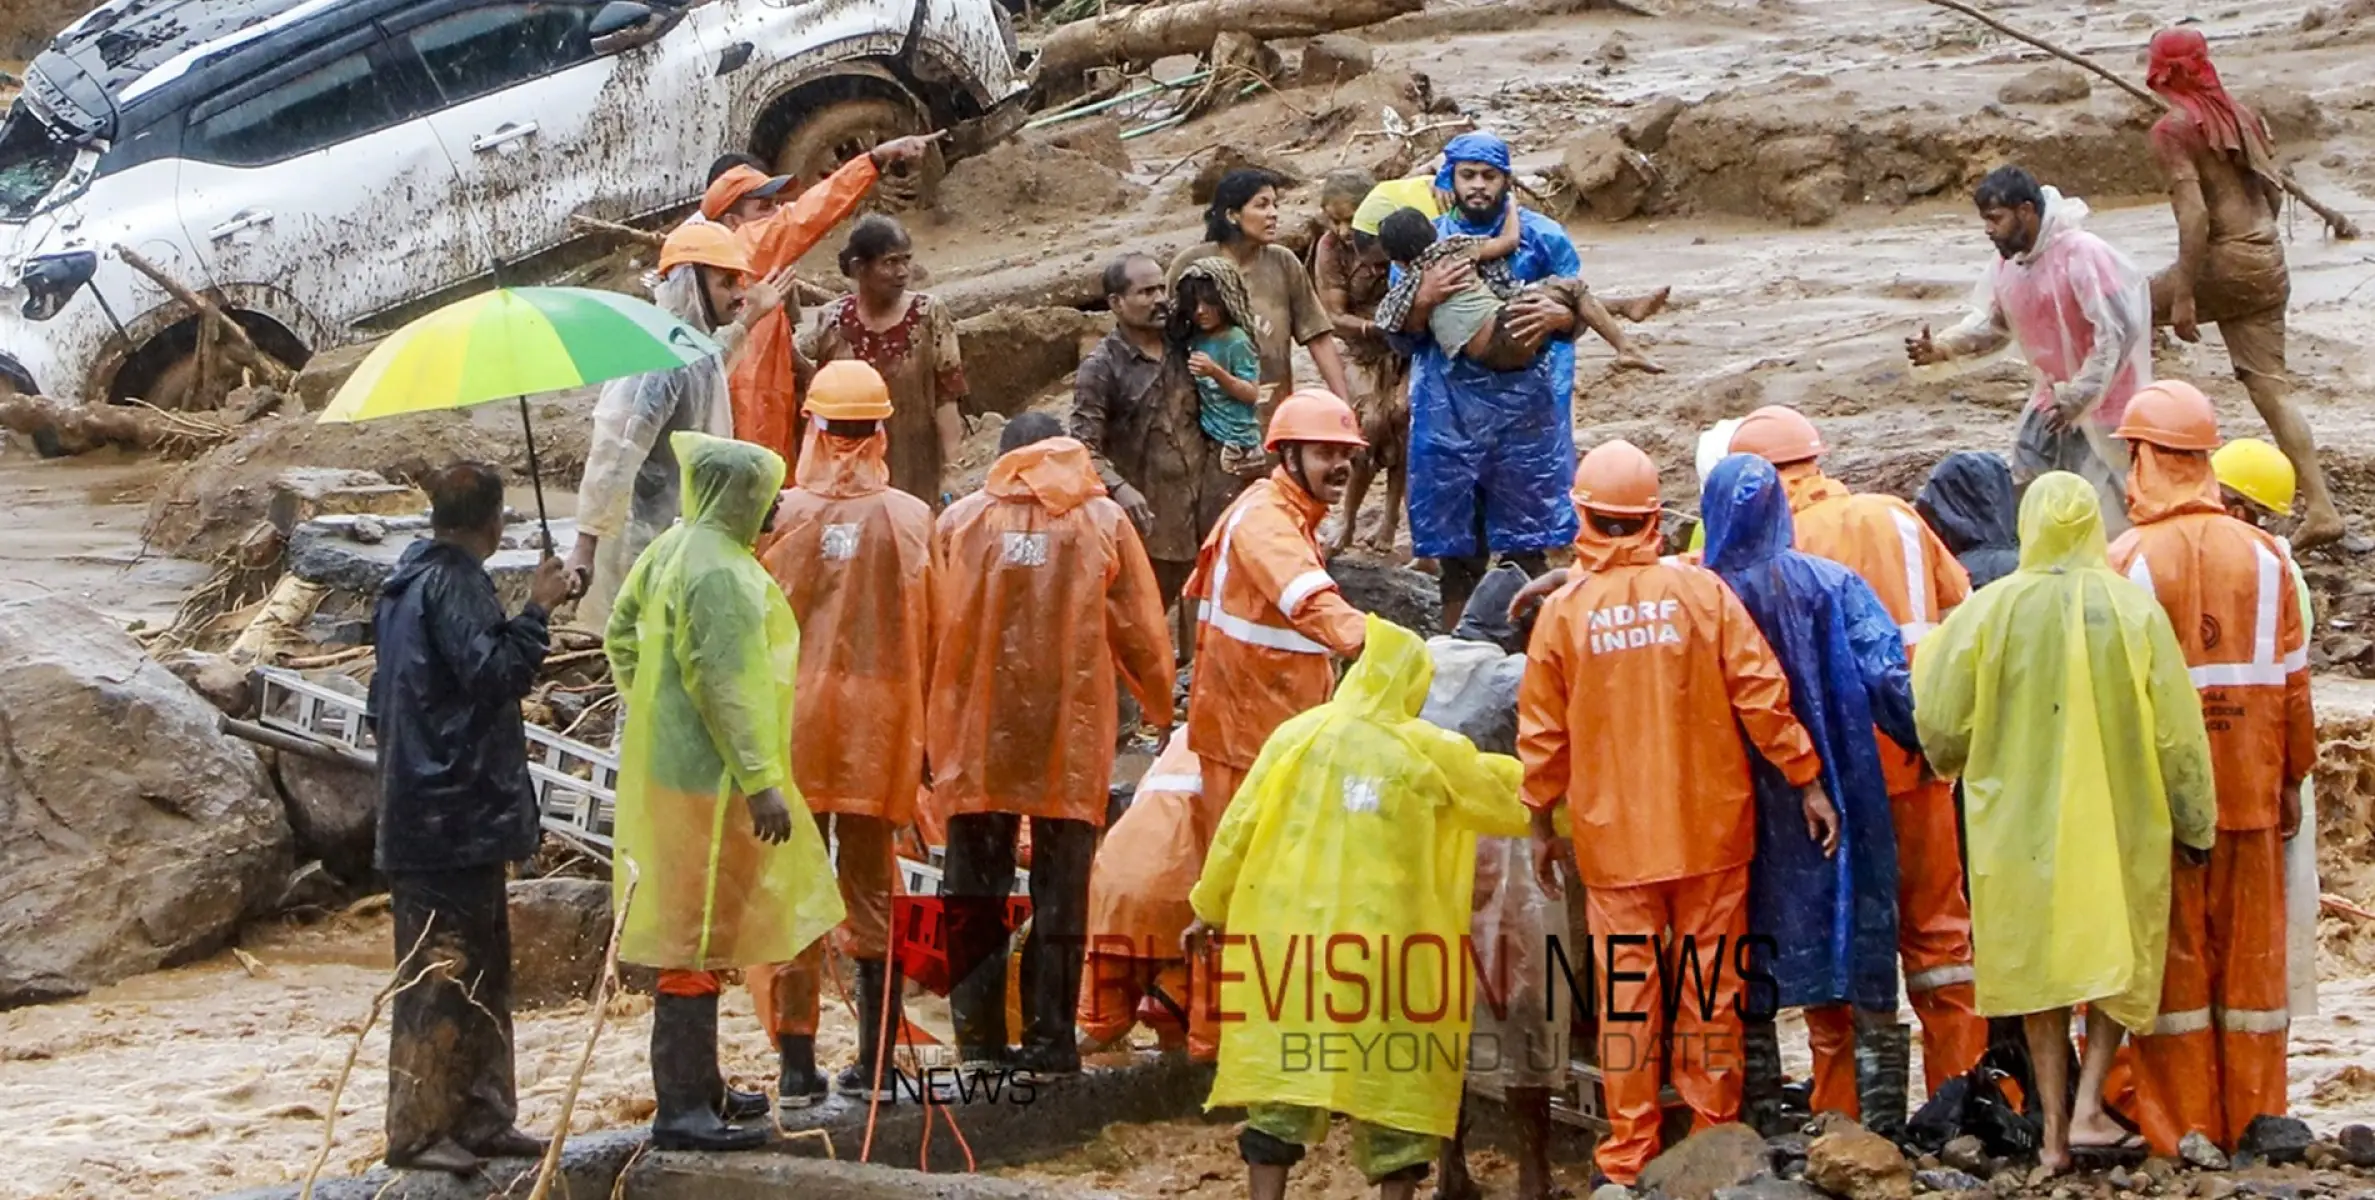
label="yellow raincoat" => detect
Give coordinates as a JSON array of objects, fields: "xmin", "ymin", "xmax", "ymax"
[
  {"xmin": 606, "ymin": 432, "xmax": 845, "ymax": 970},
  {"xmin": 1912, "ymin": 471, "xmax": 2215, "ymax": 1032},
  {"xmin": 1189, "ymin": 616, "xmax": 1530, "ymax": 1138}
]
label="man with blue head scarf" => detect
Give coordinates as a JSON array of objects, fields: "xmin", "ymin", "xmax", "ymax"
[
  {"xmin": 1702, "ymin": 452, "xmax": 1923, "ymax": 1137},
  {"xmin": 1391, "ymin": 131, "xmax": 1664, "ymax": 630}
]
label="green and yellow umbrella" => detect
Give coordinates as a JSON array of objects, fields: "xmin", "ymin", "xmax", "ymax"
[{"xmin": 320, "ymin": 285, "xmax": 722, "ymax": 544}]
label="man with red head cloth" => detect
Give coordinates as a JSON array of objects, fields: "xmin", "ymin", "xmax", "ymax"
[{"xmin": 2143, "ymin": 28, "xmax": 2344, "ymax": 548}]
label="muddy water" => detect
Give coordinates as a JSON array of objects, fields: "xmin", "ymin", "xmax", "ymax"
[{"xmin": 0, "ymin": 449, "xmax": 211, "ymax": 627}]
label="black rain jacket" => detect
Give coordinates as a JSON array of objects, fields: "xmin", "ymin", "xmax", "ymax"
[{"xmin": 1916, "ymin": 451, "xmax": 2021, "ymax": 592}]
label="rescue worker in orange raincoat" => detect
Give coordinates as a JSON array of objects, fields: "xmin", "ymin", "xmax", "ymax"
[
  {"xmin": 1077, "ymin": 731, "xmax": 1221, "ymax": 1061},
  {"xmin": 1731, "ymin": 405, "xmax": 1990, "ymax": 1105},
  {"xmin": 704, "ymin": 135, "xmax": 939, "ymax": 466},
  {"xmin": 930, "ymin": 412, "xmax": 1175, "ymax": 1078},
  {"xmin": 753, "ymin": 360, "xmax": 938, "ymax": 1114},
  {"xmin": 1182, "ymin": 389, "xmax": 1374, "ymax": 811},
  {"xmin": 1518, "ymin": 439, "xmax": 1836, "ymax": 1188},
  {"xmin": 2104, "ymin": 380, "xmax": 2313, "ymax": 1155}
]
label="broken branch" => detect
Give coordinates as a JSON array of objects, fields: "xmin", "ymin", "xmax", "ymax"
[
  {"xmin": 0, "ymin": 393, "xmax": 235, "ymax": 456},
  {"xmin": 1916, "ymin": 0, "xmax": 2360, "ymax": 239},
  {"xmin": 568, "ymin": 213, "xmax": 665, "ymax": 248},
  {"xmin": 1031, "ymin": 0, "xmax": 1423, "ymax": 90},
  {"xmin": 114, "ymin": 244, "xmax": 297, "ymax": 388}
]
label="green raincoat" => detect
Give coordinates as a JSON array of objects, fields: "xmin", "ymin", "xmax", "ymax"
[
  {"xmin": 1190, "ymin": 615, "xmax": 1531, "ymax": 1138},
  {"xmin": 1912, "ymin": 471, "xmax": 2215, "ymax": 1032},
  {"xmin": 605, "ymin": 431, "xmax": 844, "ymax": 970}
]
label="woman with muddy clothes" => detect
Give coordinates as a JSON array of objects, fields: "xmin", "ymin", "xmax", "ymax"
[
  {"xmin": 1168, "ymin": 168, "xmax": 1355, "ymax": 436},
  {"xmin": 799, "ymin": 215, "xmax": 968, "ymax": 508},
  {"xmin": 1312, "ymin": 168, "xmax": 1412, "ymax": 553}
]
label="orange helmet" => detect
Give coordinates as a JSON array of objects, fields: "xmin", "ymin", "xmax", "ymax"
[
  {"xmin": 658, "ymin": 222, "xmax": 754, "ymax": 276},
  {"xmin": 1572, "ymin": 439, "xmax": 1663, "ymax": 516},
  {"xmin": 1264, "ymin": 388, "xmax": 1367, "ymax": 451},
  {"xmin": 805, "ymin": 360, "xmax": 893, "ymax": 421},
  {"xmin": 2113, "ymin": 379, "xmax": 2220, "ymax": 451},
  {"xmin": 1730, "ymin": 405, "xmax": 1824, "ymax": 466}
]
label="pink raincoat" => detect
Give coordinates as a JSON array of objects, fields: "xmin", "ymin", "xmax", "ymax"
[{"xmin": 1940, "ymin": 187, "xmax": 2153, "ymax": 427}]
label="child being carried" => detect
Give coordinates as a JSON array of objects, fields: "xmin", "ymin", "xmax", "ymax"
[
  {"xmin": 1174, "ymin": 257, "xmax": 1271, "ymax": 477},
  {"xmin": 1372, "ymin": 204, "xmax": 1663, "ymax": 376}
]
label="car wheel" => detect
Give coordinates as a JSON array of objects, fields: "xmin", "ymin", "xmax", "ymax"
[
  {"xmin": 772, "ymin": 95, "xmax": 945, "ymax": 212},
  {"xmin": 144, "ymin": 351, "xmax": 203, "ymax": 411}
]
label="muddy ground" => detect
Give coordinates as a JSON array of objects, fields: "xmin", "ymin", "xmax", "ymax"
[{"xmin": 5, "ymin": 0, "xmax": 2375, "ymax": 1196}]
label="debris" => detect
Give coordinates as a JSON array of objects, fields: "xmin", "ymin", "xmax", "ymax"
[
  {"xmin": 1557, "ymin": 125, "xmax": 1660, "ymax": 221},
  {"xmin": 2180, "ymin": 1130, "xmax": 2231, "ymax": 1171},
  {"xmin": 1916, "ymin": 1167, "xmax": 1987, "ymax": 1194},
  {"xmin": 2339, "ymin": 1124, "xmax": 2375, "ymax": 1167},
  {"xmin": 272, "ymin": 729, "xmax": 378, "ymax": 885},
  {"xmin": 1998, "ymin": 64, "xmax": 2093, "ymax": 106},
  {"xmin": 114, "ymin": 243, "xmax": 297, "ymax": 395},
  {"xmin": 509, "ymin": 877, "xmax": 616, "ymax": 1009},
  {"xmin": 1328, "ymin": 554, "xmax": 1441, "ymax": 635},
  {"xmin": 955, "ymin": 307, "xmax": 1107, "ymax": 417},
  {"xmin": 1030, "ymin": 0, "xmax": 1423, "ymax": 93},
  {"xmin": 347, "ymin": 515, "xmax": 387, "ymax": 545},
  {"xmin": 1941, "ymin": 1135, "xmax": 1989, "ymax": 1175},
  {"xmin": 227, "ymin": 575, "xmax": 331, "ymax": 663},
  {"xmin": 1806, "ymin": 1124, "xmax": 1915, "ymax": 1200},
  {"xmin": 1187, "ymin": 144, "xmax": 1306, "ymax": 205},
  {"xmin": 938, "ymin": 138, "xmax": 1146, "ymax": 229},
  {"xmin": 276, "ymin": 860, "xmax": 349, "ymax": 912},
  {"xmin": 0, "ymin": 595, "xmax": 293, "ymax": 1007},
  {"xmin": 1622, "ymin": 94, "xmax": 1691, "ymax": 154},
  {"xmin": 1027, "ymin": 116, "xmax": 1133, "ymax": 172},
  {"xmin": 1640, "ymin": 1122, "xmax": 1773, "ymax": 1200},
  {"xmin": 0, "ymin": 392, "xmax": 237, "ymax": 457},
  {"xmin": 567, "ymin": 212, "xmax": 663, "ymax": 249},
  {"xmin": 2234, "ymin": 1115, "xmax": 2314, "ymax": 1165},
  {"xmin": 159, "ymin": 648, "xmax": 258, "ymax": 718},
  {"xmin": 1299, "ymin": 34, "xmax": 1376, "ymax": 86},
  {"xmin": 1712, "ymin": 1181, "xmax": 1830, "ymax": 1200}
]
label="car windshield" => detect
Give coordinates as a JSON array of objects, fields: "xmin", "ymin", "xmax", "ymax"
[{"xmin": 0, "ymin": 101, "xmax": 78, "ymax": 222}]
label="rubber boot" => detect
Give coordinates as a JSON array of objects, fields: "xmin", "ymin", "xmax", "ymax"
[
  {"xmin": 717, "ymin": 1082, "xmax": 769, "ymax": 1124},
  {"xmin": 777, "ymin": 1035, "xmax": 828, "ymax": 1117},
  {"xmin": 1854, "ymin": 1011, "xmax": 1913, "ymax": 1143},
  {"xmin": 1016, "ymin": 924, "xmax": 1085, "ymax": 1079},
  {"xmin": 650, "ymin": 993, "xmax": 768, "ymax": 1151},
  {"xmin": 838, "ymin": 958, "xmax": 901, "ymax": 1100},
  {"xmin": 1741, "ymin": 1018, "xmax": 1789, "ymax": 1137}
]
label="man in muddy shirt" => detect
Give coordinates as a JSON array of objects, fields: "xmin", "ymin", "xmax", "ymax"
[{"xmin": 2142, "ymin": 28, "xmax": 2344, "ymax": 548}]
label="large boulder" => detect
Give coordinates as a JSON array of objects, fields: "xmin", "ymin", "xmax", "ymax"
[
  {"xmin": 272, "ymin": 748, "xmax": 377, "ymax": 885},
  {"xmin": 0, "ymin": 596, "xmax": 292, "ymax": 1006},
  {"xmin": 509, "ymin": 877, "xmax": 613, "ymax": 1009},
  {"xmin": 1299, "ymin": 34, "xmax": 1376, "ymax": 86},
  {"xmin": 1805, "ymin": 1125, "xmax": 1914, "ymax": 1200},
  {"xmin": 1641, "ymin": 1123, "xmax": 1775, "ymax": 1200},
  {"xmin": 1329, "ymin": 555, "xmax": 1441, "ymax": 636}
]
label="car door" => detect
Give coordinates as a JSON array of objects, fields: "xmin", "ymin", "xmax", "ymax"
[
  {"xmin": 176, "ymin": 25, "xmax": 492, "ymax": 337},
  {"xmin": 383, "ymin": 0, "xmax": 727, "ymax": 273}
]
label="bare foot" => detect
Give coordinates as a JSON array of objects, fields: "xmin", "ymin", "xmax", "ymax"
[
  {"xmin": 1360, "ymin": 531, "xmax": 1398, "ymax": 555},
  {"xmin": 1433, "ymin": 1174, "xmax": 1483, "ymax": 1200},
  {"xmin": 1613, "ymin": 350, "xmax": 1667, "ymax": 375},
  {"xmin": 1613, "ymin": 287, "xmax": 1672, "ymax": 323},
  {"xmin": 2067, "ymin": 1108, "xmax": 2139, "ymax": 1151},
  {"xmin": 2294, "ymin": 507, "xmax": 2347, "ymax": 552}
]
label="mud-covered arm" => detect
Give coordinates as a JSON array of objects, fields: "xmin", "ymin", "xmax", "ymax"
[
  {"xmin": 2151, "ymin": 118, "xmax": 2212, "ymax": 309},
  {"xmin": 1314, "ymin": 235, "xmax": 1379, "ymax": 342},
  {"xmin": 1932, "ymin": 270, "xmax": 2013, "ymax": 360}
]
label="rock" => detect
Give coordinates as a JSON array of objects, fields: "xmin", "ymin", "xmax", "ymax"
[
  {"xmin": 290, "ymin": 339, "xmax": 383, "ymax": 412},
  {"xmin": 508, "ymin": 878, "xmax": 612, "ymax": 1009},
  {"xmin": 1767, "ymin": 1132, "xmax": 1812, "ymax": 1171},
  {"xmin": 1298, "ymin": 34, "xmax": 1374, "ymax": 86},
  {"xmin": 1807, "ymin": 1126, "xmax": 1915, "ymax": 1200},
  {"xmin": 2108, "ymin": 1166, "xmax": 2135, "ymax": 1191},
  {"xmin": 264, "ymin": 468, "xmax": 424, "ymax": 535},
  {"xmin": 1327, "ymin": 554, "xmax": 1440, "ymax": 635},
  {"xmin": 2139, "ymin": 1156, "xmax": 2181, "ymax": 1185},
  {"xmin": 1621, "ymin": 94, "xmax": 1691, "ymax": 154},
  {"xmin": 2337, "ymin": 1124, "xmax": 2375, "ymax": 1167},
  {"xmin": 1714, "ymin": 1181, "xmax": 1830, "ymax": 1200},
  {"xmin": 1916, "ymin": 1168, "xmax": 1987, "ymax": 1194},
  {"xmin": 1558, "ymin": 126, "xmax": 1657, "ymax": 222},
  {"xmin": 1989, "ymin": 1172, "xmax": 2023, "ymax": 1197},
  {"xmin": 348, "ymin": 515, "xmax": 387, "ymax": 545},
  {"xmin": 2237, "ymin": 86, "xmax": 2329, "ymax": 147},
  {"xmin": 2301, "ymin": 1142, "xmax": 2343, "ymax": 1170},
  {"xmin": 158, "ymin": 650, "xmax": 255, "ymax": 718},
  {"xmin": 2235, "ymin": 1115, "xmax": 2314, "ymax": 1165},
  {"xmin": 2182, "ymin": 1130, "xmax": 2232, "ymax": 1171},
  {"xmin": 288, "ymin": 513, "xmax": 567, "ymax": 614},
  {"xmin": 1599, "ymin": 32, "xmax": 1630, "ymax": 61},
  {"xmin": 954, "ymin": 306, "xmax": 1105, "ymax": 417},
  {"xmin": 1641, "ymin": 1123, "xmax": 1772, "ymax": 1200},
  {"xmin": 0, "ymin": 596, "xmax": 293, "ymax": 1006},
  {"xmin": 1186, "ymin": 144, "xmax": 1304, "ymax": 206},
  {"xmin": 1941, "ymin": 1136, "xmax": 1989, "ymax": 1175},
  {"xmin": 1998, "ymin": 64, "xmax": 2092, "ymax": 105},
  {"xmin": 1915, "ymin": 1154, "xmax": 1940, "ymax": 1170},
  {"xmin": 1027, "ymin": 117, "xmax": 1130, "ymax": 173},
  {"xmin": 272, "ymin": 746, "xmax": 377, "ymax": 886},
  {"xmin": 2195, "ymin": 1179, "xmax": 2239, "ymax": 1200}
]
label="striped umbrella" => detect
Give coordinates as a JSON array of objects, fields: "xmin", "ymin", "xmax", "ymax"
[{"xmin": 319, "ymin": 286, "xmax": 722, "ymax": 544}]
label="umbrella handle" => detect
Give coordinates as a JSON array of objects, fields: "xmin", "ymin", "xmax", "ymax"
[{"xmin": 517, "ymin": 395, "xmax": 554, "ymax": 555}]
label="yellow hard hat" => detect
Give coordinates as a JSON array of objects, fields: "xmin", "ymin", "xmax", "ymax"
[
  {"xmin": 2211, "ymin": 437, "xmax": 2295, "ymax": 516},
  {"xmin": 805, "ymin": 359, "xmax": 893, "ymax": 421}
]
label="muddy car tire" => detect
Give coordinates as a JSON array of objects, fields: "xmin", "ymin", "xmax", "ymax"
[
  {"xmin": 773, "ymin": 96, "xmax": 945, "ymax": 213},
  {"xmin": 143, "ymin": 352, "xmax": 202, "ymax": 412}
]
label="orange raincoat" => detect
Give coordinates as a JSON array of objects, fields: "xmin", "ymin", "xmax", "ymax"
[
  {"xmin": 1517, "ymin": 513, "xmax": 1820, "ymax": 1185},
  {"xmin": 1079, "ymin": 731, "xmax": 1222, "ymax": 1057},
  {"xmin": 2107, "ymin": 442, "xmax": 2313, "ymax": 1152},
  {"xmin": 729, "ymin": 156, "xmax": 882, "ymax": 466},
  {"xmin": 928, "ymin": 437, "xmax": 1175, "ymax": 825},
  {"xmin": 1183, "ymin": 470, "xmax": 1369, "ymax": 806},
  {"xmin": 1780, "ymin": 463, "xmax": 1988, "ymax": 1093}
]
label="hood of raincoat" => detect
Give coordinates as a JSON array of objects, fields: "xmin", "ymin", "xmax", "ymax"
[
  {"xmin": 1916, "ymin": 451, "xmax": 2019, "ymax": 557},
  {"xmin": 1777, "ymin": 461, "xmax": 1849, "ymax": 513},
  {"xmin": 983, "ymin": 436, "xmax": 1105, "ymax": 516},
  {"xmin": 1333, "ymin": 615, "xmax": 1433, "ymax": 722},
  {"xmin": 1451, "ymin": 564, "xmax": 1532, "ymax": 652},
  {"xmin": 675, "ymin": 430, "xmax": 785, "ymax": 547},
  {"xmin": 2022, "ymin": 185, "xmax": 2093, "ymax": 267},
  {"xmin": 792, "ymin": 427, "xmax": 890, "ymax": 499},
  {"xmin": 1573, "ymin": 507, "xmax": 1663, "ymax": 572},
  {"xmin": 1703, "ymin": 453, "xmax": 1796, "ymax": 571},
  {"xmin": 650, "ymin": 263, "xmax": 719, "ymax": 334},
  {"xmin": 2124, "ymin": 441, "xmax": 2225, "ymax": 526},
  {"xmin": 2018, "ymin": 469, "xmax": 2110, "ymax": 573}
]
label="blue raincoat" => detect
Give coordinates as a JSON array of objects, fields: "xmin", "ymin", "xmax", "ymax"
[
  {"xmin": 1393, "ymin": 132, "xmax": 1583, "ymax": 560},
  {"xmin": 1702, "ymin": 454, "xmax": 1915, "ymax": 1013}
]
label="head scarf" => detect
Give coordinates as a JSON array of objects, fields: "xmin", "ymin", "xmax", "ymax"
[
  {"xmin": 1178, "ymin": 256, "xmax": 1262, "ymax": 334},
  {"xmin": 1433, "ymin": 131, "xmax": 1514, "ymax": 194},
  {"xmin": 2147, "ymin": 28, "xmax": 2280, "ymax": 195}
]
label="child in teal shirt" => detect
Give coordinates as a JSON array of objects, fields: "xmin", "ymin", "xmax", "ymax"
[{"xmin": 1173, "ymin": 257, "xmax": 1266, "ymax": 477}]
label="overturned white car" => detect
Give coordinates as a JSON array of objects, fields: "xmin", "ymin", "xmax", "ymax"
[{"xmin": 0, "ymin": 0, "xmax": 1023, "ymax": 406}]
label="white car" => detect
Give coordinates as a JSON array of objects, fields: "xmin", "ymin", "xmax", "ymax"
[{"xmin": 0, "ymin": 0, "xmax": 1023, "ymax": 407}]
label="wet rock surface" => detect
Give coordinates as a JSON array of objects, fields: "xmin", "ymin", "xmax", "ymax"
[
  {"xmin": 271, "ymin": 746, "xmax": 378, "ymax": 886},
  {"xmin": 1807, "ymin": 1123, "xmax": 1915, "ymax": 1200},
  {"xmin": 1997, "ymin": 64, "xmax": 2093, "ymax": 106},
  {"xmin": 508, "ymin": 877, "xmax": 613, "ymax": 1009},
  {"xmin": 1327, "ymin": 553, "xmax": 1441, "ymax": 635},
  {"xmin": 1641, "ymin": 1122, "xmax": 1774, "ymax": 1200},
  {"xmin": 0, "ymin": 595, "xmax": 292, "ymax": 1007}
]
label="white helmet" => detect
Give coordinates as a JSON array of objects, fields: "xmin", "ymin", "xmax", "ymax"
[{"xmin": 1695, "ymin": 418, "xmax": 1745, "ymax": 483}]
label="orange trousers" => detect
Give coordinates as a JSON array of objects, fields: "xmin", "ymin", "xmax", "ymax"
[
  {"xmin": 1077, "ymin": 948, "xmax": 1218, "ymax": 1060},
  {"xmin": 746, "ymin": 813, "xmax": 896, "ymax": 1039},
  {"xmin": 1586, "ymin": 863, "xmax": 1749, "ymax": 1186},
  {"xmin": 2117, "ymin": 830, "xmax": 2290, "ymax": 1152}
]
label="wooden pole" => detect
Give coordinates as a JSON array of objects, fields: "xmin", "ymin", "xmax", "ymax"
[
  {"xmin": 1916, "ymin": 0, "xmax": 2360, "ymax": 239},
  {"xmin": 113, "ymin": 244, "xmax": 298, "ymax": 386}
]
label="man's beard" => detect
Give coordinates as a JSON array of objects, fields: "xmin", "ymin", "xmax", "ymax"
[{"xmin": 1991, "ymin": 234, "xmax": 2030, "ymax": 260}]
